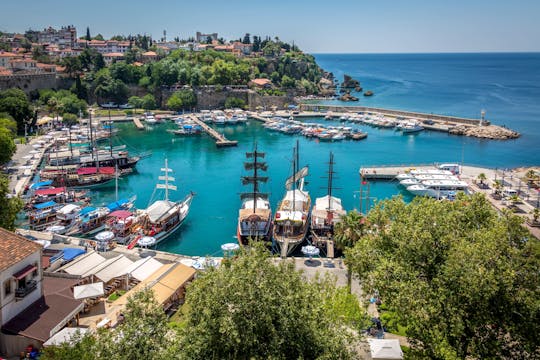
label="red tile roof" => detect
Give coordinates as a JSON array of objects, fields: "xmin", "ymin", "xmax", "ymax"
[
  {"xmin": 0, "ymin": 228, "xmax": 42, "ymax": 271},
  {"xmin": 104, "ymin": 52, "xmax": 124, "ymax": 57},
  {"xmin": 142, "ymin": 51, "xmax": 157, "ymax": 56},
  {"xmin": 250, "ymin": 78, "xmax": 272, "ymax": 86},
  {"xmin": 0, "ymin": 51, "xmax": 18, "ymax": 57}
]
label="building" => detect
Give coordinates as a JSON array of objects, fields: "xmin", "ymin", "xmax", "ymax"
[
  {"xmin": 196, "ymin": 31, "xmax": 218, "ymax": 43},
  {"xmin": 103, "ymin": 52, "xmax": 125, "ymax": 65},
  {"xmin": 249, "ymin": 78, "xmax": 272, "ymax": 89},
  {"xmin": 141, "ymin": 51, "xmax": 158, "ymax": 63},
  {"xmin": 0, "ymin": 51, "xmax": 19, "ymax": 68},
  {"xmin": 0, "ymin": 228, "xmax": 84, "ymax": 357},
  {"xmin": 37, "ymin": 26, "xmax": 77, "ymax": 49}
]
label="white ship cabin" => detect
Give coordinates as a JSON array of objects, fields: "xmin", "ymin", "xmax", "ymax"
[{"xmin": 438, "ymin": 163, "xmax": 461, "ymax": 175}]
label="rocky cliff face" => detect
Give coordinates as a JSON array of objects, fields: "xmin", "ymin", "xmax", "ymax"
[{"xmin": 449, "ymin": 125, "xmax": 520, "ymax": 140}]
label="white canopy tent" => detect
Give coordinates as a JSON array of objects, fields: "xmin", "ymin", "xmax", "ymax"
[
  {"xmin": 73, "ymin": 282, "xmax": 104, "ymax": 300},
  {"xmin": 43, "ymin": 327, "xmax": 90, "ymax": 347},
  {"xmin": 91, "ymin": 255, "xmax": 133, "ymax": 283},
  {"xmin": 368, "ymin": 339, "xmax": 404, "ymax": 360},
  {"xmin": 124, "ymin": 257, "xmax": 163, "ymax": 282},
  {"xmin": 60, "ymin": 252, "xmax": 106, "ymax": 276}
]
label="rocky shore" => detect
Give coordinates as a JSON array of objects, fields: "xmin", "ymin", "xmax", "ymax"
[{"xmin": 449, "ymin": 124, "xmax": 520, "ymax": 140}]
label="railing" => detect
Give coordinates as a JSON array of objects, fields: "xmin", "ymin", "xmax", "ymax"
[{"xmin": 15, "ymin": 280, "xmax": 37, "ymax": 299}]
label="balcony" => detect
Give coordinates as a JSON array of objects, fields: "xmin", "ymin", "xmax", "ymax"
[{"xmin": 15, "ymin": 280, "xmax": 37, "ymax": 299}]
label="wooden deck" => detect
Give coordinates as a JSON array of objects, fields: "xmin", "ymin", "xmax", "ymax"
[
  {"xmin": 132, "ymin": 117, "xmax": 145, "ymax": 130},
  {"xmin": 188, "ymin": 115, "xmax": 238, "ymax": 147}
]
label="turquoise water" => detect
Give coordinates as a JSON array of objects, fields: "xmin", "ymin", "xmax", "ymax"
[{"xmin": 88, "ymin": 53, "xmax": 539, "ymax": 256}]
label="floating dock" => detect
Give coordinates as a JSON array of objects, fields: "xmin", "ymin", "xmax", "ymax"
[
  {"xmin": 132, "ymin": 117, "xmax": 145, "ymax": 130},
  {"xmin": 188, "ymin": 115, "xmax": 238, "ymax": 147}
]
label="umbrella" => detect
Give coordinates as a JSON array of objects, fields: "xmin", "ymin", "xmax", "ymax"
[
  {"xmin": 220, "ymin": 243, "xmax": 240, "ymax": 251},
  {"xmin": 22, "ymin": 155, "xmax": 33, "ymax": 160},
  {"xmin": 301, "ymin": 245, "xmax": 320, "ymax": 262},
  {"xmin": 29, "ymin": 150, "xmax": 40, "ymax": 154},
  {"xmin": 95, "ymin": 231, "xmax": 115, "ymax": 242},
  {"xmin": 137, "ymin": 236, "xmax": 156, "ymax": 247}
]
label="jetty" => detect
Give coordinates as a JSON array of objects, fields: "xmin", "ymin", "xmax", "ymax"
[
  {"xmin": 132, "ymin": 116, "xmax": 145, "ymax": 130},
  {"xmin": 360, "ymin": 164, "xmax": 438, "ymax": 180},
  {"xmin": 188, "ymin": 115, "xmax": 238, "ymax": 147}
]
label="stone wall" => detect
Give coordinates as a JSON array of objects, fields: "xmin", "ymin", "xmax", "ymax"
[
  {"xmin": 247, "ymin": 91, "xmax": 292, "ymax": 111},
  {"xmin": 0, "ymin": 73, "xmax": 57, "ymax": 93}
]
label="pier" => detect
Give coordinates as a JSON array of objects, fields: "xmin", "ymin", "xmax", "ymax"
[
  {"xmin": 300, "ymin": 104, "xmax": 488, "ymax": 127},
  {"xmin": 360, "ymin": 164, "xmax": 438, "ymax": 180},
  {"xmin": 188, "ymin": 115, "xmax": 238, "ymax": 147},
  {"xmin": 132, "ymin": 117, "xmax": 145, "ymax": 130}
]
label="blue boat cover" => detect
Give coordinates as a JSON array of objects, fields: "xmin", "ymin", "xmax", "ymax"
[
  {"xmin": 33, "ymin": 201, "xmax": 56, "ymax": 209},
  {"xmin": 106, "ymin": 198, "xmax": 128, "ymax": 211},
  {"xmin": 79, "ymin": 206, "xmax": 96, "ymax": 216},
  {"xmin": 30, "ymin": 180, "xmax": 53, "ymax": 189},
  {"xmin": 62, "ymin": 247, "xmax": 86, "ymax": 261}
]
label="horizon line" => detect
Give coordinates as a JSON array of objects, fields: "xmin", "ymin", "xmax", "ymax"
[{"xmin": 308, "ymin": 51, "xmax": 540, "ymax": 55}]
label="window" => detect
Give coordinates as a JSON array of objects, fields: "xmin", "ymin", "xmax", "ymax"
[
  {"xmin": 32, "ymin": 262, "xmax": 38, "ymax": 278},
  {"xmin": 4, "ymin": 279, "xmax": 12, "ymax": 297}
]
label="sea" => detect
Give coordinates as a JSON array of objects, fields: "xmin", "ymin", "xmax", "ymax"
[{"xmin": 86, "ymin": 53, "xmax": 540, "ymax": 256}]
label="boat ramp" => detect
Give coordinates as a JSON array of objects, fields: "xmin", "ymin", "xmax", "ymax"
[
  {"xmin": 188, "ymin": 115, "xmax": 238, "ymax": 147},
  {"xmin": 132, "ymin": 116, "xmax": 145, "ymax": 130}
]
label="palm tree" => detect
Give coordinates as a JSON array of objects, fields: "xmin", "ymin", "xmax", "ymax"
[
  {"xmin": 477, "ymin": 173, "xmax": 487, "ymax": 187},
  {"xmin": 334, "ymin": 210, "xmax": 367, "ymax": 291},
  {"xmin": 493, "ymin": 180, "xmax": 503, "ymax": 199},
  {"xmin": 530, "ymin": 208, "xmax": 539, "ymax": 224},
  {"xmin": 525, "ymin": 169, "xmax": 538, "ymax": 186}
]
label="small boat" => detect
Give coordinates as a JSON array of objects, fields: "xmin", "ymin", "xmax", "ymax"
[
  {"xmin": 133, "ymin": 159, "xmax": 194, "ymax": 247},
  {"xmin": 273, "ymin": 141, "xmax": 311, "ymax": 257},
  {"xmin": 237, "ymin": 143, "xmax": 272, "ymax": 246}
]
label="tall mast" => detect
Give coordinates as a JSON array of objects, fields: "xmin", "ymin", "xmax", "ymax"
[
  {"xmin": 327, "ymin": 152, "xmax": 334, "ymax": 211},
  {"xmin": 292, "ymin": 141, "xmax": 297, "ymax": 212},
  {"xmin": 164, "ymin": 158, "xmax": 169, "ymax": 201},
  {"xmin": 252, "ymin": 143, "xmax": 258, "ymax": 213}
]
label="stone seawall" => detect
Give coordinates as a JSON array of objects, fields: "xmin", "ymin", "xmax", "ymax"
[
  {"xmin": 300, "ymin": 104, "xmax": 488, "ymax": 126},
  {"xmin": 0, "ymin": 73, "xmax": 57, "ymax": 93}
]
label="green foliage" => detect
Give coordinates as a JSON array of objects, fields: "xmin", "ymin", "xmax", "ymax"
[
  {"xmin": 0, "ymin": 128, "xmax": 16, "ymax": 164},
  {"xmin": 346, "ymin": 194, "xmax": 540, "ymax": 359},
  {"xmin": 176, "ymin": 244, "xmax": 363, "ymax": 359},
  {"xmin": 166, "ymin": 90, "xmax": 196, "ymax": 111},
  {"xmin": 128, "ymin": 96, "xmax": 143, "ymax": 109},
  {"xmin": 40, "ymin": 89, "xmax": 87, "ymax": 117},
  {"xmin": 62, "ymin": 113, "xmax": 79, "ymax": 126},
  {"xmin": 0, "ymin": 116, "xmax": 18, "ymax": 136},
  {"xmin": 141, "ymin": 94, "xmax": 156, "ymax": 110},
  {"xmin": 281, "ymin": 75, "xmax": 296, "ymax": 88},
  {"xmin": 0, "ymin": 175, "xmax": 23, "ymax": 230},
  {"xmin": 0, "ymin": 88, "xmax": 32, "ymax": 134},
  {"xmin": 224, "ymin": 97, "xmax": 246, "ymax": 109}
]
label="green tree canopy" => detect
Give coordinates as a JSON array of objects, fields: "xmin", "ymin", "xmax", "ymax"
[
  {"xmin": 176, "ymin": 245, "xmax": 364, "ymax": 359},
  {"xmin": 128, "ymin": 96, "xmax": 143, "ymax": 109},
  {"xmin": 224, "ymin": 97, "xmax": 246, "ymax": 109},
  {"xmin": 141, "ymin": 94, "xmax": 156, "ymax": 110},
  {"xmin": 0, "ymin": 128, "xmax": 15, "ymax": 164},
  {"xmin": 0, "ymin": 175, "xmax": 23, "ymax": 230},
  {"xmin": 0, "ymin": 88, "xmax": 32, "ymax": 134},
  {"xmin": 346, "ymin": 194, "xmax": 540, "ymax": 359},
  {"xmin": 0, "ymin": 116, "xmax": 18, "ymax": 136}
]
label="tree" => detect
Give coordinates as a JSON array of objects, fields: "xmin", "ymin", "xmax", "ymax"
[
  {"xmin": 93, "ymin": 34, "xmax": 104, "ymax": 41},
  {"xmin": 166, "ymin": 92, "xmax": 183, "ymax": 112},
  {"xmin": 346, "ymin": 194, "xmax": 540, "ymax": 359},
  {"xmin": 0, "ymin": 175, "xmax": 23, "ymax": 230},
  {"xmin": 0, "ymin": 116, "xmax": 18, "ymax": 136},
  {"xmin": 0, "ymin": 128, "xmax": 16, "ymax": 164},
  {"xmin": 175, "ymin": 244, "xmax": 363, "ymax": 359},
  {"xmin": 281, "ymin": 75, "xmax": 296, "ymax": 88},
  {"xmin": 334, "ymin": 210, "xmax": 367, "ymax": 291},
  {"xmin": 141, "ymin": 94, "xmax": 156, "ymax": 110},
  {"xmin": 477, "ymin": 172, "xmax": 487, "ymax": 186},
  {"xmin": 128, "ymin": 96, "xmax": 143, "ymax": 110},
  {"xmin": 0, "ymin": 89, "xmax": 32, "ymax": 134},
  {"xmin": 224, "ymin": 97, "xmax": 246, "ymax": 109},
  {"xmin": 85, "ymin": 27, "xmax": 91, "ymax": 41},
  {"xmin": 242, "ymin": 33, "xmax": 251, "ymax": 44},
  {"xmin": 62, "ymin": 56, "xmax": 82, "ymax": 77},
  {"xmin": 62, "ymin": 113, "xmax": 79, "ymax": 126}
]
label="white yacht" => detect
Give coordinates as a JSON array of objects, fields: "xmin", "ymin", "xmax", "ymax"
[
  {"xmin": 406, "ymin": 179, "xmax": 469, "ymax": 199},
  {"xmin": 396, "ymin": 169, "xmax": 454, "ymax": 180}
]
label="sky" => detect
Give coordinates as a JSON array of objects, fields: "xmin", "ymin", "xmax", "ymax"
[{"xmin": 1, "ymin": 0, "xmax": 539, "ymax": 53}]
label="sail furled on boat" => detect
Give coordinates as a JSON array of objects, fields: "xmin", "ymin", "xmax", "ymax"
[
  {"xmin": 242, "ymin": 176, "xmax": 269, "ymax": 185},
  {"xmin": 285, "ymin": 166, "xmax": 309, "ymax": 190},
  {"xmin": 244, "ymin": 162, "xmax": 268, "ymax": 171}
]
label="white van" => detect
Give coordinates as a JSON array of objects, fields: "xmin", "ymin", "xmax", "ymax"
[{"xmin": 503, "ymin": 188, "xmax": 518, "ymax": 198}]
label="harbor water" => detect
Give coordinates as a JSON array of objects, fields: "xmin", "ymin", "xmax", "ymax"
[{"xmin": 82, "ymin": 53, "xmax": 540, "ymax": 256}]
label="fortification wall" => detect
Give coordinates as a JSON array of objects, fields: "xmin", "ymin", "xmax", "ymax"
[{"xmin": 0, "ymin": 73, "xmax": 57, "ymax": 93}]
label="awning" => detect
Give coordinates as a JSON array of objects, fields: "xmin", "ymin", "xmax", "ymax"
[
  {"xmin": 73, "ymin": 282, "xmax": 104, "ymax": 299},
  {"xmin": 34, "ymin": 200, "xmax": 57, "ymax": 209},
  {"xmin": 108, "ymin": 210, "xmax": 132, "ymax": 219},
  {"xmin": 98, "ymin": 167, "xmax": 115, "ymax": 175},
  {"xmin": 13, "ymin": 265, "xmax": 37, "ymax": 280},
  {"xmin": 43, "ymin": 327, "xmax": 89, "ymax": 347},
  {"xmin": 35, "ymin": 187, "xmax": 66, "ymax": 196},
  {"xmin": 77, "ymin": 167, "xmax": 97, "ymax": 175},
  {"xmin": 30, "ymin": 180, "xmax": 53, "ymax": 189},
  {"xmin": 78, "ymin": 207, "xmax": 96, "ymax": 216},
  {"xmin": 106, "ymin": 199, "xmax": 128, "ymax": 212},
  {"xmin": 62, "ymin": 248, "xmax": 86, "ymax": 261}
]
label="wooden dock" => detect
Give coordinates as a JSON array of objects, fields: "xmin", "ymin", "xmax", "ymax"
[
  {"xmin": 248, "ymin": 113, "xmax": 273, "ymax": 123},
  {"xmin": 360, "ymin": 164, "xmax": 438, "ymax": 180},
  {"xmin": 188, "ymin": 115, "xmax": 238, "ymax": 147},
  {"xmin": 133, "ymin": 117, "xmax": 145, "ymax": 130}
]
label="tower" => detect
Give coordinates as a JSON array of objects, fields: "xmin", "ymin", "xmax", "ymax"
[{"xmin": 480, "ymin": 109, "xmax": 486, "ymax": 126}]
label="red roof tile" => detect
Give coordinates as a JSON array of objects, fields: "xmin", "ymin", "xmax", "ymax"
[{"xmin": 0, "ymin": 228, "xmax": 42, "ymax": 271}]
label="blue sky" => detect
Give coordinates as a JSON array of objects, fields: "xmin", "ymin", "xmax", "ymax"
[{"xmin": 2, "ymin": 0, "xmax": 539, "ymax": 53}]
